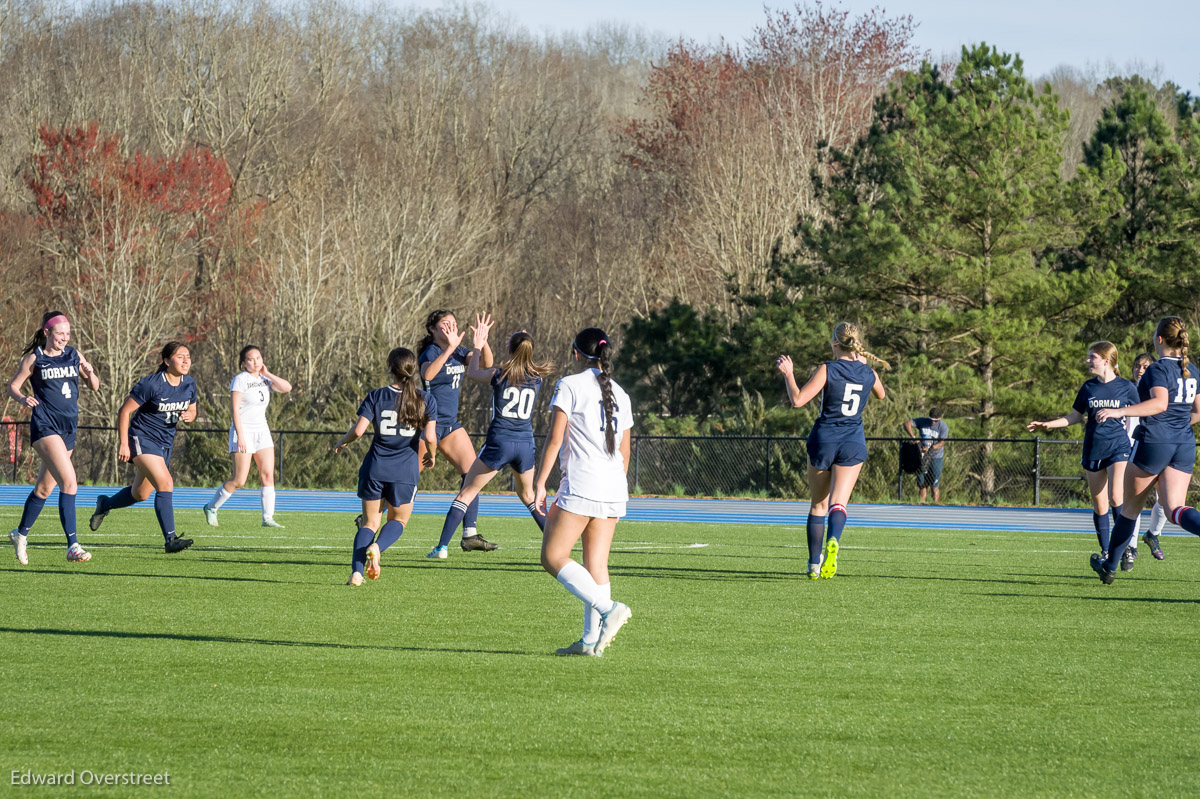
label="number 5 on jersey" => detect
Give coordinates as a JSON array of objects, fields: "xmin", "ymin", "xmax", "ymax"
[{"xmin": 841, "ymin": 383, "xmax": 863, "ymax": 416}]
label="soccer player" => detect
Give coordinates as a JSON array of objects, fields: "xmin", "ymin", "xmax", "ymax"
[
  {"xmin": 202, "ymin": 345, "xmax": 293, "ymax": 528},
  {"xmin": 1027, "ymin": 342, "xmax": 1138, "ymax": 565},
  {"xmin": 89, "ymin": 342, "xmax": 198, "ymax": 553},
  {"xmin": 332, "ymin": 347, "xmax": 436, "ymax": 586},
  {"xmin": 534, "ymin": 328, "xmax": 634, "ymax": 657},
  {"xmin": 7, "ymin": 311, "xmax": 100, "ymax": 564},
  {"xmin": 418, "ymin": 309, "xmax": 497, "ymax": 551},
  {"xmin": 904, "ymin": 409, "xmax": 948, "ymax": 503},
  {"xmin": 777, "ymin": 321, "xmax": 888, "ymax": 580},
  {"xmin": 427, "ymin": 330, "xmax": 555, "ymax": 559},
  {"xmin": 1091, "ymin": 317, "xmax": 1200, "ymax": 583},
  {"xmin": 1129, "ymin": 352, "xmax": 1167, "ymax": 561}
]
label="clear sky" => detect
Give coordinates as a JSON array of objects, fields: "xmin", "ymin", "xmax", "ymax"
[{"xmin": 403, "ymin": 0, "xmax": 1200, "ymax": 90}]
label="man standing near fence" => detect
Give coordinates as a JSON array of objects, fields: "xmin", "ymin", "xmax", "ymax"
[{"xmin": 904, "ymin": 409, "xmax": 948, "ymax": 504}]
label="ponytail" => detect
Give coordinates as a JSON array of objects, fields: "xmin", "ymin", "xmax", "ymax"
[
  {"xmin": 833, "ymin": 321, "xmax": 891, "ymax": 371},
  {"xmin": 1088, "ymin": 341, "xmax": 1120, "ymax": 375},
  {"xmin": 1155, "ymin": 317, "xmax": 1191, "ymax": 379},
  {"xmin": 22, "ymin": 310, "xmax": 67, "ymax": 355},
  {"xmin": 574, "ymin": 328, "xmax": 617, "ymax": 455},
  {"xmin": 499, "ymin": 331, "xmax": 556, "ymax": 387},
  {"xmin": 387, "ymin": 347, "xmax": 428, "ymax": 429}
]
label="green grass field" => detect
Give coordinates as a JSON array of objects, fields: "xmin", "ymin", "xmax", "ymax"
[{"xmin": 2, "ymin": 508, "xmax": 1198, "ymax": 797}]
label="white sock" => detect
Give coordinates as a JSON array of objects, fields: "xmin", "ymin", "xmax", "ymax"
[
  {"xmin": 261, "ymin": 485, "xmax": 276, "ymax": 519},
  {"xmin": 464, "ymin": 526, "xmax": 477, "ymax": 538},
  {"xmin": 1149, "ymin": 503, "xmax": 1167, "ymax": 535},
  {"xmin": 1131, "ymin": 512, "xmax": 1140, "ymax": 545},
  {"xmin": 209, "ymin": 486, "xmax": 232, "ymax": 510},
  {"xmin": 555, "ymin": 561, "xmax": 615, "ymax": 614},
  {"xmin": 583, "ymin": 582, "xmax": 610, "ymax": 645}
]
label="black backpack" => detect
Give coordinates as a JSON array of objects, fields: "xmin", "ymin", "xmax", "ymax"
[{"xmin": 900, "ymin": 441, "xmax": 923, "ymax": 474}]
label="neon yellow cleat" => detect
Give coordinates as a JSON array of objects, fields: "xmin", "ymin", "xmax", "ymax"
[{"xmin": 820, "ymin": 538, "xmax": 839, "ymax": 579}]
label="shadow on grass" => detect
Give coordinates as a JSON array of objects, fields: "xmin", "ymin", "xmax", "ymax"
[
  {"xmin": 0, "ymin": 566, "xmax": 315, "ymax": 586},
  {"xmin": 0, "ymin": 626, "xmax": 535, "ymax": 656},
  {"xmin": 837, "ymin": 572, "xmax": 1062, "ymax": 587},
  {"xmin": 972, "ymin": 592, "xmax": 1200, "ymax": 604}
]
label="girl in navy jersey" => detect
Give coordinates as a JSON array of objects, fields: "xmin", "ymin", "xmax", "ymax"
[
  {"xmin": 778, "ymin": 321, "xmax": 888, "ymax": 580},
  {"xmin": 202, "ymin": 346, "xmax": 293, "ymax": 528},
  {"xmin": 89, "ymin": 342, "xmax": 199, "ymax": 553},
  {"xmin": 333, "ymin": 347, "xmax": 436, "ymax": 586},
  {"xmin": 1129, "ymin": 352, "xmax": 1168, "ymax": 561},
  {"xmin": 1027, "ymin": 341, "xmax": 1139, "ymax": 563},
  {"xmin": 534, "ymin": 328, "xmax": 635, "ymax": 657},
  {"xmin": 427, "ymin": 330, "xmax": 555, "ymax": 559},
  {"xmin": 1092, "ymin": 317, "xmax": 1200, "ymax": 583},
  {"xmin": 7, "ymin": 311, "xmax": 100, "ymax": 564}
]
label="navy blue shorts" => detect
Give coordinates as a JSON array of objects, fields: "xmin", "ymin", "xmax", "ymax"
[
  {"xmin": 806, "ymin": 430, "xmax": 868, "ymax": 470},
  {"xmin": 917, "ymin": 456, "xmax": 944, "ymax": 487},
  {"xmin": 1082, "ymin": 449, "xmax": 1131, "ymax": 473},
  {"xmin": 357, "ymin": 472, "xmax": 417, "ymax": 506},
  {"xmin": 478, "ymin": 438, "xmax": 536, "ymax": 473},
  {"xmin": 30, "ymin": 418, "xmax": 77, "ymax": 451},
  {"xmin": 129, "ymin": 432, "xmax": 173, "ymax": 463},
  {"xmin": 435, "ymin": 419, "xmax": 464, "ymax": 441},
  {"xmin": 1131, "ymin": 439, "xmax": 1196, "ymax": 475}
]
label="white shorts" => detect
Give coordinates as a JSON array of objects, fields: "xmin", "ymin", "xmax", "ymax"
[
  {"xmin": 554, "ymin": 492, "xmax": 627, "ymax": 519},
  {"xmin": 229, "ymin": 428, "xmax": 274, "ymax": 454}
]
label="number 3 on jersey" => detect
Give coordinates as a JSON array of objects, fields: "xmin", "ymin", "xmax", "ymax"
[
  {"xmin": 380, "ymin": 410, "xmax": 416, "ymax": 437},
  {"xmin": 500, "ymin": 387, "xmax": 536, "ymax": 419},
  {"xmin": 840, "ymin": 383, "xmax": 864, "ymax": 416}
]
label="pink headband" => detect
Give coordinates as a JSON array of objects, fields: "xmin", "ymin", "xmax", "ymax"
[
  {"xmin": 43, "ymin": 314, "xmax": 68, "ymax": 332},
  {"xmin": 598, "ymin": 339, "xmax": 607, "ymax": 346}
]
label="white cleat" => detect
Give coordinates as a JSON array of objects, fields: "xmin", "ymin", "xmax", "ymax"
[
  {"xmin": 10, "ymin": 529, "xmax": 28, "ymax": 566},
  {"xmin": 67, "ymin": 544, "xmax": 92, "ymax": 562},
  {"xmin": 556, "ymin": 639, "xmax": 599, "ymax": 657},
  {"xmin": 202, "ymin": 505, "xmax": 219, "ymax": 527},
  {"xmin": 596, "ymin": 601, "xmax": 632, "ymax": 655},
  {"xmin": 262, "ymin": 517, "xmax": 284, "ymax": 528},
  {"xmin": 347, "ymin": 572, "xmax": 364, "ymax": 587},
  {"xmin": 425, "ymin": 546, "xmax": 448, "ymax": 560}
]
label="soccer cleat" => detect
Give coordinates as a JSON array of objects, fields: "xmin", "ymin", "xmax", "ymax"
[
  {"xmin": 89, "ymin": 497, "xmax": 109, "ymax": 531},
  {"xmin": 67, "ymin": 544, "xmax": 92, "ymax": 562},
  {"xmin": 262, "ymin": 517, "xmax": 284, "ymax": 528},
  {"xmin": 556, "ymin": 639, "xmax": 599, "ymax": 657},
  {"xmin": 807, "ymin": 564, "xmax": 820, "ymax": 580},
  {"xmin": 461, "ymin": 534, "xmax": 498, "ymax": 552},
  {"xmin": 1120, "ymin": 547, "xmax": 1137, "ymax": 572},
  {"xmin": 820, "ymin": 538, "xmax": 839, "ymax": 579},
  {"xmin": 164, "ymin": 535, "xmax": 194, "ymax": 554},
  {"xmin": 425, "ymin": 546, "xmax": 448, "ymax": 560},
  {"xmin": 9, "ymin": 529, "xmax": 28, "ymax": 566},
  {"xmin": 596, "ymin": 601, "xmax": 632, "ymax": 654},
  {"xmin": 202, "ymin": 505, "xmax": 218, "ymax": 527},
  {"xmin": 1090, "ymin": 553, "xmax": 1116, "ymax": 585},
  {"xmin": 365, "ymin": 543, "xmax": 381, "ymax": 580},
  {"xmin": 347, "ymin": 572, "xmax": 364, "ymax": 587},
  {"xmin": 1144, "ymin": 532, "xmax": 1165, "ymax": 560},
  {"xmin": 354, "ymin": 513, "xmax": 364, "ymax": 529}
]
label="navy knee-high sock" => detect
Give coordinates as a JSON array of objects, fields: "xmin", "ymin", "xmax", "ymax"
[
  {"xmin": 17, "ymin": 491, "xmax": 47, "ymax": 533},
  {"xmin": 59, "ymin": 492, "xmax": 77, "ymax": 547},
  {"xmin": 439, "ymin": 499, "xmax": 468, "ymax": 548},
  {"xmin": 828, "ymin": 505, "xmax": 848, "ymax": 542},
  {"xmin": 1104, "ymin": 514, "xmax": 1137, "ymax": 570},
  {"xmin": 526, "ymin": 501, "xmax": 546, "ymax": 531},
  {"xmin": 351, "ymin": 527, "xmax": 375, "ymax": 574},
  {"xmin": 461, "ymin": 476, "xmax": 479, "ymax": 533},
  {"xmin": 806, "ymin": 514, "xmax": 825, "ymax": 566},
  {"xmin": 104, "ymin": 486, "xmax": 137, "ymax": 511},
  {"xmin": 376, "ymin": 520, "xmax": 405, "ymax": 553},
  {"xmin": 1092, "ymin": 512, "xmax": 1111, "ymax": 553},
  {"xmin": 153, "ymin": 491, "xmax": 175, "ymax": 541},
  {"xmin": 1171, "ymin": 506, "xmax": 1200, "ymax": 537}
]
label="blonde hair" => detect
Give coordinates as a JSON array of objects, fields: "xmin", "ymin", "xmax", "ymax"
[
  {"xmin": 1088, "ymin": 341, "xmax": 1120, "ymax": 375},
  {"xmin": 832, "ymin": 321, "xmax": 890, "ymax": 371},
  {"xmin": 1156, "ymin": 316, "xmax": 1190, "ymax": 379},
  {"xmin": 499, "ymin": 332, "xmax": 555, "ymax": 386}
]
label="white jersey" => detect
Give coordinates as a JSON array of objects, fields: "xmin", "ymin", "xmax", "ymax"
[
  {"xmin": 551, "ymin": 369, "xmax": 634, "ymax": 503},
  {"xmin": 230, "ymin": 370, "xmax": 273, "ymax": 432},
  {"xmin": 1125, "ymin": 414, "xmax": 1140, "ymax": 444}
]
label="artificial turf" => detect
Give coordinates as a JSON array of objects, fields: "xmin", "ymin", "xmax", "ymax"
[{"xmin": 1, "ymin": 507, "xmax": 1198, "ymax": 797}]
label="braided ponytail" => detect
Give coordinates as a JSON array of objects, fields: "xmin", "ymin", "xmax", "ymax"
[
  {"xmin": 574, "ymin": 327, "xmax": 617, "ymax": 455},
  {"xmin": 1156, "ymin": 317, "xmax": 1191, "ymax": 379},
  {"xmin": 833, "ymin": 321, "xmax": 891, "ymax": 371}
]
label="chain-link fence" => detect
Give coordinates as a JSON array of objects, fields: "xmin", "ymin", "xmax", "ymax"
[{"xmin": 0, "ymin": 419, "xmax": 1156, "ymax": 507}]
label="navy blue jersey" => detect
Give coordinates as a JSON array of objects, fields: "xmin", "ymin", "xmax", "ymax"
[
  {"xmin": 358, "ymin": 387, "xmax": 437, "ymax": 481},
  {"xmin": 488, "ymin": 373, "xmax": 541, "ymax": 441},
  {"xmin": 419, "ymin": 344, "xmax": 469, "ymax": 424},
  {"xmin": 29, "ymin": 346, "xmax": 80, "ymax": 429},
  {"xmin": 1072, "ymin": 377, "xmax": 1139, "ymax": 458},
  {"xmin": 128, "ymin": 372, "xmax": 198, "ymax": 449},
  {"xmin": 1135, "ymin": 357, "xmax": 1197, "ymax": 445},
  {"xmin": 814, "ymin": 360, "xmax": 876, "ymax": 432}
]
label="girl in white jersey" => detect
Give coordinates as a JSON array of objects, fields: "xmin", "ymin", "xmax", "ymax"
[
  {"xmin": 203, "ymin": 346, "xmax": 293, "ymax": 527},
  {"xmin": 534, "ymin": 327, "xmax": 634, "ymax": 657}
]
